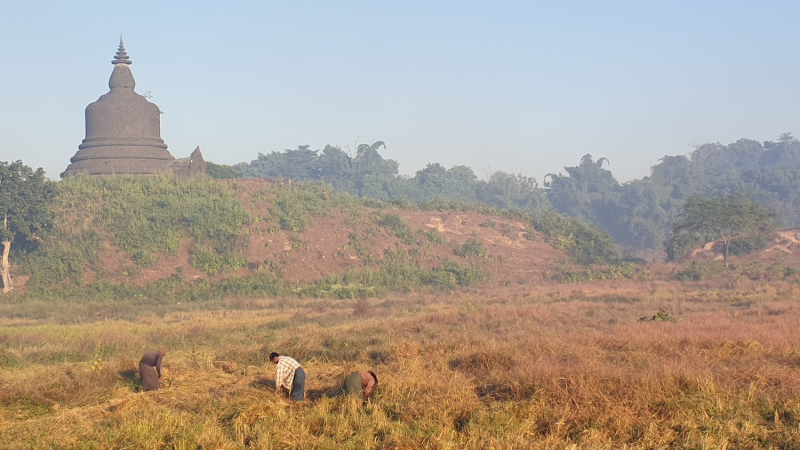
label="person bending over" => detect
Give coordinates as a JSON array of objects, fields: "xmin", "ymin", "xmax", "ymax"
[
  {"xmin": 139, "ymin": 348, "xmax": 166, "ymax": 391},
  {"xmin": 343, "ymin": 370, "xmax": 378, "ymax": 400},
  {"xmin": 270, "ymin": 352, "xmax": 305, "ymax": 401}
]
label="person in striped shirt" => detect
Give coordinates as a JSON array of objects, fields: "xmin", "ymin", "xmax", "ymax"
[{"xmin": 270, "ymin": 352, "xmax": 305, "ymax": 401}]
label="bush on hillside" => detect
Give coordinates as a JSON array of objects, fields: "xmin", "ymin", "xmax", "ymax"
[
  {"xmin": 531, "ymin": 209, "xmax": 620, "ymax": 264},
  {"xmin": 20, "ymin": 175, "xmax": 250, "ymax": 284}
]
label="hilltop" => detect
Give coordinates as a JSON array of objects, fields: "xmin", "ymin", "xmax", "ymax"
[
  {"xmin": 7, "ymin": 174, "xmax": 800, "ymax": 312},
  {"xmin": 10, "ymin": 175, "xmax": 623, "ymax": 304},
  {"xmin": 55, "ymin": 178, "xmax": 563, "ymax": 287}
]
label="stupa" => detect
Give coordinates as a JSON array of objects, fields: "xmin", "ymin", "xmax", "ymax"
[{"xmin": 62, "ymin": 38, "xmax": 206, "ymax": 177}]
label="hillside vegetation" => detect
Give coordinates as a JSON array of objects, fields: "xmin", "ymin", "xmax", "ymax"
[
  {"xmin": 9, "ymin": 175, "xmax": 624, "ymax": 306},
  {"xmin": 235, "ymin": 134, "xmax": 800, "ymax": 253}
]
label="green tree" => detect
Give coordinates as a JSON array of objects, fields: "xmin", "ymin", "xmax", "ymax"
[
  {"xmin": 0, "ymin": 161, "xmax": 54, "ymax": 292},
  {"xmin": 670, "ymin": 193, "xmax": 777, "ymax": 266},
  {"xmin": 206, "ymin": 162, "xmax": 243, "ymax": 179},
  {"xmin": 544, "ymin": 154, "xmax": 620, "ymax": 237}
]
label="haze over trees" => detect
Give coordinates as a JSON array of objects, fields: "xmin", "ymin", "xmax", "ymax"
[{"xmin": 235, "ymin": 133, "xmax": 800, "ymax": 253}]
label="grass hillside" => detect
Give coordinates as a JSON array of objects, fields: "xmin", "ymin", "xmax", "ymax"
[{"xmin": 11, "ymin": 175, "xmax": 625, "ymax": 305}]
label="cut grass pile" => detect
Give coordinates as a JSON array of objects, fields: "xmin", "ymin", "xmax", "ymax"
[{"xmin": 1, "ymin": 288, "xmax": 799, "ymax": 448}]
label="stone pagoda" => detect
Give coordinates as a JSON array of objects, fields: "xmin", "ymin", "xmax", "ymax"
[{"xmin": 62, "ymin": 38, "xmax": 206, "ymax": 178}]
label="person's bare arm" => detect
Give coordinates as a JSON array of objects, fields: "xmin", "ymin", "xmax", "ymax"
[
  {"xmin": 363, "ymin": 377, "xmax": 376, "ymax": 399},
  {"xmin": 275, "ymin": 362, "xmax": 285, "ymax": 395}
]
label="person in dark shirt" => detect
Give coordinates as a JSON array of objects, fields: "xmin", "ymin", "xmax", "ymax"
[
  {"xmin": 343, "ymin": 371, "xmax": 378, "ymax": 400},
  {"xmin": 139, "ymin": 348, "xmax": 166, "ymax": 391}
]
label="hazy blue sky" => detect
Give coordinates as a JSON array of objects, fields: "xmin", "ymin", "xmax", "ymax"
[{"xmin": 1, "ymin": 1, "xmax": 799, "ymax": 182}]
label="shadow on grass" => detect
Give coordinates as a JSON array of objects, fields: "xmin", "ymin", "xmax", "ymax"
[
  {"xmin": 251, "ymin": 378, "xmax": 342, "ymax": 402},
  {"xmin": 307, "ymin": 385, "xmax": 342, "ymax": 401},
  {"xmin": 251, "ymin": 377, "xmax": 276, "ymax": 390},
  {"xmin": 118, "ymin": 369, "xmax": 141, "ymax": 392},
  {"xmin": 475, "ymin": 381, "xmax": 539, "ymax": 402},
  {"xmin": 475, "ymin": 383, "xmax": 513, "ymax": 401},
  {"xmin": 119, "ymin": 369, "xmax": 137, "ymax": 382}
]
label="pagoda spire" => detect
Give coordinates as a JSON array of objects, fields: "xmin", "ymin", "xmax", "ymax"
[{"xmin": 112, "ymin": 36, "xmax": 132, "ymax": 65}]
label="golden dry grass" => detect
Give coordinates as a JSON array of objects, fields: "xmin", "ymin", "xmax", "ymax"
[{"xmin": 1, "ymin": 287, "xmax": 799, "ymax": 449}]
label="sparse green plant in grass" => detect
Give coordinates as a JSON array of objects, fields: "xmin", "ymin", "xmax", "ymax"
[
  {"xmin": 289, "ymin": 235, "xmax": 309, "ymax": 250},
  {"xmin": 269, "ymin": 182, "xmax": 389, "ymax": 232},
  {"xmin": 548, "ymin": 262, "xmax": 652, "ymax": 283},
  {"xmin": 456, "ymin": 238, "xmax": 488, "ymax": 259},
  {"xmin": 271, "ymin": 190, "xmax": 314, "ymax": 231},
  {"xmin": 344, "ymin": 204, "xmax": 363, "ymax": 227},
  {"xmin": 425, "ymin": 230, "xmax": 448, "ymax": 246},
  {"xmin": 440, "ymin": 259, "xmax": 490, "ymax": 285},
  {"xmin": 676, "ymin": 261, "xmax": 725, "ymax": 282},
  {"xmin": 377, "ymin": 213, "xmax": 418, "ymax": 245},
  {"xmin": 479, "ymin": 220, "xmax": 496, "ymax": 228},
  {"xmin": 190, "ymin": 250, "xmax": 248, "ymax": 276},
  {"xmin": 294, "ymin": 282, "xmax": 379, "ymax": 299},
  {"xmin": 639, "ymin": 309, "xmax": 682, "ymax": 322},
  {"xmin": 347, "ymin": 230, "xmax": 372, "ymax": 258},
  {"xmin": 382, "ymin": 197, "xmax": 618, "ymax": 264},
  {"xmin": 91, "ymin": 343, "xmax": 104, "ymax": 373},
  {"xmin": 523, "ymin": 228, "xmax": 536, "ymax": 241}
]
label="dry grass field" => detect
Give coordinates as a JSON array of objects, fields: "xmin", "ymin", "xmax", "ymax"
[
  {"xmin": 1, "ymin": 285, "xmax": 799, "ymax": 449},
  {"xmin": 1, "ymin": 283, "xmax": 799, "ymax": 449}
]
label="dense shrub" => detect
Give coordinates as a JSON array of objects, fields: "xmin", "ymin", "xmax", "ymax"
[
  {"xmin": 19, "ymin": 175, "xmax": 250, "ymax": 284},
  {"xmin": 456, "ymin": 239, "xmax": 488, "ymax": 259},
  {"xmin": 190, "ymin": 251, "xmax": 248, "ymax": 276},
  {"xmin": 728, "ymin": 235, "xmax": 772, "ymax": 256},
  {"xmin": 377, "ymin": 213, "xmax": 418, "ymax": 245},
  {"xmin": 531, "ymin": 209, "xmax": 620, "ymax": 264}
]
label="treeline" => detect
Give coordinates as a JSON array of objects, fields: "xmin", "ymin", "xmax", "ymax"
[
  {"xmin": 230, "ymin": 133, "xmax": 800, "ymax": 250},
  {"xmin": 229, "ymin": 142, "xmax": 548, "ymax": 212}
]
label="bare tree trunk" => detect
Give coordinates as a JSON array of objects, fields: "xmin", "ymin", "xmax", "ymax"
[
  {"xmin": 722, "ymin": 237, "xmax": 730, "ymax": 267},
  {"xmin": 0, "ymin": 240, "xmax": 11, "ymax": 293}
]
